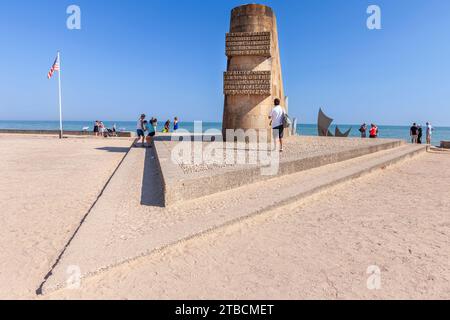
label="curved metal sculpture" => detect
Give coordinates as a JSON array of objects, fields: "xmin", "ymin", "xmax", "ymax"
[{"xmin": 318, "ymin": 108, "xmax": 352, "ymax": 138}]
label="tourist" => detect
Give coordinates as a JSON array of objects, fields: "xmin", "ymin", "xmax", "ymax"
[
  {"xmin": 426, "ymin": 122, "xmax": 433, "ymax": 145},
  {"xmin": 93, "ymin": 121, "xmax": 99, "ymax": 137},
  {"xmin": 410, "ymin": 123, "xmax": 419, "ymax": 144},
  {"xmin": 162, "ymin": 120, "xmax": 171, "ymax": 133},
  {"xmin": 99, "ymin": 121, "xmax": 106, "ymax": 137},
  {"xmin": 136, "ymin": 114, "xmax": 146, "ymax": 146},
  {"xmin": 146, "ymin": 119, "xmax": 156, "ymax": 148},
  {"xmin": 369, "ymin": 124, "xmax": 378, "ymax": 139},
  {"xmin": 359, "ymin": 123, "xmax": 367, "ymax": 138},
  {"xmin": 174, "ymin": 117, "xmax": 179, "ymax": 132},
  {"xmin": 269, "ymin": 98, "xmax": 285, "ymax": 152},
  {"xmin": 418, "ymin": 125, "xmax": 423, "ymax": 144},
  {"xmin": 151, "ymin": 118, "xmax": 158, "ymax": 133},
  {"xmin": 112, "ymin": 123, "xmax": 117, "ymax": 137}
]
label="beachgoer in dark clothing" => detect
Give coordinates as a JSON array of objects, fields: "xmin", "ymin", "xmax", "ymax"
[
  {"xmin": 410, "ymin": 123, "xmax": 419, "ymax": 144},
  {"xmin": 359, "ymin": 123, "xmax": 367, "ymax": 138},
  {"xmin": 418, "ymin": 125, "xmax": 423, "ymax": 144}
]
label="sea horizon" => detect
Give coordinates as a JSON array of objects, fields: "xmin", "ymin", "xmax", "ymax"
[{"xmin": 1, "ymin": 120, "xmax": 448, "ymax": 146}]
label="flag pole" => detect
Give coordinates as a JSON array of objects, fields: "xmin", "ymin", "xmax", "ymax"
[{"xmin": 57, "ymin": 51, "xmax": 63, "ymax": 139}]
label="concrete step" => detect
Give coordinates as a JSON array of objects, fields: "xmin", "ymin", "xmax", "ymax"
[
  {"xmin": 156, "ymin": 137, "xmax": 406, "ymax": 206},
  {"xmin": 40, "ymin": 144, "xmax": 426, "ymax": 295}
]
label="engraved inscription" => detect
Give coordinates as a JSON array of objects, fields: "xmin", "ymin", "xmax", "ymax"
[
  {"xmin": 226, "ymin": 32, "xmax": 271, "ymax": 57},
  {"xmin": 224, "ymin": 71, "xmax": 271, "ymax": 95}
]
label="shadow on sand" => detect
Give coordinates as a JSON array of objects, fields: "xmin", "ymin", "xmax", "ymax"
[
  {"xmin": 96, "ymin": 147, "xmax": 130, "ymax": 153},
  {"xmin": 140, "ymin": 146, "xmax": 165, "ymax": 207}
]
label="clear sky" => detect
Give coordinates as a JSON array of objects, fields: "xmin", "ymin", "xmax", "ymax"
[{"xmin": 0, "ymin": 0, "xmax": 449, "ymax": 125}]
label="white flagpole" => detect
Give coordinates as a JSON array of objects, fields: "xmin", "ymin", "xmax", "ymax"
[{"xmin": 57, "ymin": 51, "xmax": 63, "ymax": 139}]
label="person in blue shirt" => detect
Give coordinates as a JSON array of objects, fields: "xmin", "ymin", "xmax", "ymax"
[{"xmin": 174, "ymin": 117, "xmax": 179, "ymax": 132}]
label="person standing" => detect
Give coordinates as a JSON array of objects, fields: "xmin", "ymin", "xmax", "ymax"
[
  {"xmin": 410, "ymin": 123, "xmax": 419, "ymax": 144},
  {"xmin": 359, "ymin": 123, "xmax": 367, "ymax": 138},
  {"xmin": 94, "ymin": 121, "xmax": 99, "ymax": 137},
  {"xmin": 418, "ymin": 125, "xmax": 423, "ymax": 144},
  {"xmin": 269, "ymin": 98, "xmax": 285, "ymax": 152},
  {"xmin": 146, "ymin": 119, "xmax": 156, "ymax": 148},
  {"xmin": 426, "ymin": 122, "xmax": 433, "ymax": 145},
  {"xmin": 136, "ymin": 114, "xmax": 146, "ymax": 146},
  {"xmin": 369, "ymin": 124, "xmax": 378, "ymax": 139},
  {"xmin": 162, "ymin": 120, "xmax": 171, "ymax": 133},
  {"xmin": 99, "ymin": 121, "xmax": 106, "ymax": 137},
  {"xmin": 112, "ymin": 123, "xmax": 117, "ymax": 137},
  {"xmin": 174, "ymin": 117, "xmax": 179, "ymax": 132}
]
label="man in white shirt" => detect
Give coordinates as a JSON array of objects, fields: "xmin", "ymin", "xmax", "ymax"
[
  {"xmin": 426, "ymin": 122, "xmax": 433, "ymax": 145},
  {"xmin": 269, "ymin": 98, "xmax": 285, "ymax": 152}
]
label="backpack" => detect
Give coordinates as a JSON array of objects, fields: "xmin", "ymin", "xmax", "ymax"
[{"xmin": 283, "ymin": 112, "xmax": 292, "ymax": 129}]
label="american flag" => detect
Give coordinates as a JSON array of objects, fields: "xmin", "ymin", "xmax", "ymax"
[{"xmin": 47, "ymin": 55, "xmax": 60, "ymax": 79}]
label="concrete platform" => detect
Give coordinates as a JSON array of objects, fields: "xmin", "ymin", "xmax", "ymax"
[
  {"xmin": 39, "ymin": 141, "xmax": 426, "ymax": 295},
  {"xmin": 155, "ymin": 136, "xmax": 405, "ymax": 206},
  {"xmin": 441, "ymin": 141, "xmax": 450, "ymax": 149}
]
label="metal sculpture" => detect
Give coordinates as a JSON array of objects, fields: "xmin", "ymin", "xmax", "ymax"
[{"xmin": 318, "ymin": 108, "xmax": 352, "ymax": 137}]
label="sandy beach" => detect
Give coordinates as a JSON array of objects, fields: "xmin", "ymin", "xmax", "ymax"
[
  {"xmin": 43, "ymin": 145, "xmax": 448, "ymax": 300},
  {"xmin": 0, "ymin": 134, "xmax": 448, "ymax": 300},
  {"xmin": 0, "ymin": 134, "xmax": 133, "ymax": 299}
]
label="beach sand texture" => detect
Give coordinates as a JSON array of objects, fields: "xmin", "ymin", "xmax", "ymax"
[
  {"xmin": 0, "ymin": 134, "xmax": 448, "ymax": 300},
  {"xmin": 0, "ymin": 135, "xmax": 133, "ymax": 299},
  {"xmin": 46, "ymin": 148, "xmax": 449, "ymax": 300}
]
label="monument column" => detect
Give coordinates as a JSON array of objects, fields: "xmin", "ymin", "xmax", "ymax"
[{"xmin": 223, "ymin": 4, "xmax": 286, "ymax": 140}]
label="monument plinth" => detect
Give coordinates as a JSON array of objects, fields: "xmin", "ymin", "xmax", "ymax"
[{"xmin": 222, "ymin": 4, "xmax": 286, "ymax": 139}]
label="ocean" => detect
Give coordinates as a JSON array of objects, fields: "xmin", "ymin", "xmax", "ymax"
[{"xmin": 0, "ymin": 120, "xmax": 448, "ymax": 146}]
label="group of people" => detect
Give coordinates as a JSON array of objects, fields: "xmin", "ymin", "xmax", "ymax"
[
  {"xmin": 410, "ymin": 122, "xmax": 433, "ymax": 145},
  {"xmin": 136, "ymin": 114, "xmax": 179, "ymax": 148},
  {"xmin": 359, "ymin": 123, "xmax": 379, "ymax": 139},
  {"xmin": 93, "ymin": 120, "xmax": 117, "ymax": 137},
  {"xmin": 359, "ymin": 122, "xmax": 434, "ymax": 144}
]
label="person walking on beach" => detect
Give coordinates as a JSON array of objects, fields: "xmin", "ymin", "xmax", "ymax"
[
  {"xmin": 174, "ymin": 117, "xmax": 179, "ymax": 132},
  {"xmin": 369, "ymin": 124, "xmax": 378, "ymax": 139},
  {"xmin": 426, "ymin": 122, "xmax": 433, "ymax": 145},
  {"xmin": 269, "ymin": 98, "xmax": 285, "ymax": 152},
  {"xmin": 410, "ymin": 123, "xmax": 419, "ymax": 144},
  {"xmin": 136, "ymin": 114, "xmax": 146, "ymax": 147},
  {"xmin": 359, "ymin": 123, "xmax": 367, "ymax": 138}
]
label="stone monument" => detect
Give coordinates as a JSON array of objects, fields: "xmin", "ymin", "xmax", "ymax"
[{"xmin": 222, "ymin": 4, "xmax": 286, "ymax": 140}]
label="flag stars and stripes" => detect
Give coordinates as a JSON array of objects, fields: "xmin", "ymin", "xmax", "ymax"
[{"xmin": 47, "ymin": 56, "xmax": 60, "ymax": 79}]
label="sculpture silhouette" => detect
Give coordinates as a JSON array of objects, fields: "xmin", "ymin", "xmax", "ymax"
[{"xmin": 318, "ymin": 108, "xmax": 352, "ymax": 138}]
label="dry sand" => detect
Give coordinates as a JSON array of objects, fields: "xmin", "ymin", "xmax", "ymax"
[
  {"xmin": 48, "ymin": 151, "xmax": 450, "ymax": 300},
  {"xmin": 0, "ymin": 134, "xmax": 133, "ymax": 299}
]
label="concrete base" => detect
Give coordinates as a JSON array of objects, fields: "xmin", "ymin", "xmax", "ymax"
[
  {"xmin": 441, "ymin": 141, "xmax": 450, "ymax": 149},
  {"xmin": 40, "ymin": 141, "xmax": 426, "ymax": 295},
  {"xmin": 0, "ymin": 129, "xmax": 133, "ymax": 138},
  {"xmin": 154, "ymin": 136, "xmax": 406, "ymax": 206}
]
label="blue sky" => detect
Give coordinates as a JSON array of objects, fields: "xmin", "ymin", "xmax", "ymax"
[{"xmin": 0, "ymin": 0, "xmax": 449, "ymax": 125}]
